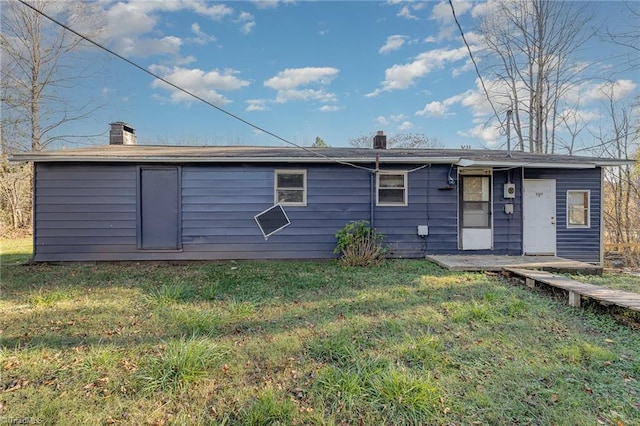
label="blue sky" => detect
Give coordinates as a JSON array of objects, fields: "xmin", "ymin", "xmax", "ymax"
[{"xmin": 42, "ymin": 1, "xmax": 640, "ymax": 150}]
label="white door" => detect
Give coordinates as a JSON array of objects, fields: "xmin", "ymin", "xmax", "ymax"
[
  {"xmin": 460, "ymin": 174, "xmax": 492, "ymax": 250},
  {"xmin": 523, "ymin": 179, "xmax": 556, "ymax": 255}
]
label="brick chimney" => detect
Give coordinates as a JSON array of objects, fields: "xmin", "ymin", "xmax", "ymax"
[
  {"xmin": 109, "ymin": 122, "xmax": 137, "ymax": 145},
  {"xmin": 373, "ymin": 130, "xmax": 386, "ymax": 149}
]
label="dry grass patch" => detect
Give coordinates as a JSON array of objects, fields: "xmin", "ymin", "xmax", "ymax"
[{"xmin": 1, "ymin": 243, "xmax": 639, "ymax": 425}]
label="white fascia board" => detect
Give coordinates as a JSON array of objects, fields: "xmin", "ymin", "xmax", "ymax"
[
  {"xmin": 594, "ymin": 159, "xmax": 637, "ymax": 167},
  {"xmin": 456, "ymin": 159, "xmax": 596, "ymax": 169}
]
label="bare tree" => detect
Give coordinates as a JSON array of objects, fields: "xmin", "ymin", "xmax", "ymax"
[
  {"xmin": 589, "ymin": 86, "xmax": 640, "ymax": 266},
  {"xmin": 0, "ymin": 0, "xmax": 106, "ymax": 232},
  {"xmin": 605, "ymin": 1, "xmax": 639, "ymax": 72},
  {"xmin": 556, "ymin": 107, "xmax": 589, "ymax": 155},
  {"xmin": 597, "ymin": 4, "xmax": 640, "ymax": 265},
  {"xmin": 478, "ymin": 0, "xmax": 594, "ymax": 153},
  {"xmin": 349, "ymin": 133, "xmax": 442, "ymax": 149},
  {"xmin": 1, "ymin": 0, "xmax": 106, "ymax": 152}
]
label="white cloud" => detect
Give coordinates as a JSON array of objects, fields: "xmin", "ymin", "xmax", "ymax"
[
  {"xmin": 103, "ymin": 1, "xmax": 234, "ymax": 56},
  {"xmin": 241, "ymin": 21, "xmax": 256, "ymax": 34},
  {"xmin": 367, "ymin": 47, "xmax": 468, "ymax": 96},
  {"xmin": 238, "ymin": 12, "xmax": 256, "ymax": 34},
  {"xmin": 251, "ymin": 0, "xmax": 295, "ymax": 9},
  {"xmin": 398, "ymin": 121, "xmax": 414, "ymax": 131},
  {"xmin": 246, "ymin": 99, "xmax": 269, "ymax": 111},
  {"xmin": 416, "ymin": 101, "xmax": 448, "ymax": 117},
  {"xmin": 451, "ymin": 59, "xmax": 474, "ymax": 77},
  {"xmin": 252, "ymin": 0, "xmax": 279, "ymax": 9},
  {"xmin": 429, "ymin": 71, "xmax": 638, "ymax": 147},
  {"xmin": 105, "ymin": 1, "xmax": 233, "ymax": 34},
  {"xmin": 379, "ymin": 35, "xmax": 406, "ymax": 54},
  {"xmin": 416, "ymin": 91, "xmax": 475, "ymax": 117},
  {"xmin": 566, "ymin": 79, "xmax": 637, "ymax": 104},
  {"xmin": 105, "ymin": 2, "xmax": 157, "ymax": 39},
  {"xmin": 430, "ymin": 1, "xmax": 451, "ymax": 22},
  {"xmin": 374, "ymin": 114, "xmax": 412, "ymax": 130},
  {"xmin": 376, "ymin": 116, "xmax": 389, "ymax": 126},
  {"xmin": 412, "ymin": 2, "xmax": 428, "ymax": 12},
  {"xmin": 176, "ymin": 55, "xmax": 197, "ymax": 66},
  {"xmin": 149, "ymin": 66, "xmax": 249, "ymax": 105},
  {"xmin": 559, "ymin": 108, "xmax": 600, "ymax": 124},
  {"xmin": 431, "ymin": 1, "xmax": 472, "ymax": 23},
  {"xmin": 115, "ymin": 36, "xmax": 182, "ymax": 58},
  {"xmin": 265, "ymin": 67, "xmax": 339, "ymax": 90},
  {"xmin": 429, "ymin": 1, "xmax": 473, "ymax": 40},
  {"xmin": 190, "ymin": 23, "xmax": 216, "ymax": 44},
  {"xmin": 273, "ymin": 89, "xmax": 337, "ymax": 104},
  {"xmin": 397, "ymin": 5, "xmax": 418, "ymax": 20},
  {"xmin": 319, "ymin": 105, "xmax": 340, "ymax": 112},
  {"xmin": 264, "ymin": 67, "xmax": 339, "ymax": 103},
  {"xmin": 458, "ymin": 122, "xmax": 502, "ymax": 147},
  {"xmin": 186, "ymin": 1, "xmax": 234, "ymax": 20},
  {"xmin": 471, "ymin": 0, "xmax": 499, "ymax": 19}
]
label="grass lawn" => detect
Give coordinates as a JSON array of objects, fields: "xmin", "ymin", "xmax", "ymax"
[
  {"xmin": 569, "ymin": 272, "xmax": 640, "ymax": 295},
  {"xmin": 1, "ymin": 239, "xmax": 639, "ymax": 425},
  {"xmin": 1, "ymin": 236, "xmax": 32, "ymax": 265}
]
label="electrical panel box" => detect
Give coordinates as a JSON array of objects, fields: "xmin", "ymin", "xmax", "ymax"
[
  {"xmin": 417, "ymin": 225, "xmax": 429, "ymax": 236},
  {"xmin": 504, "ymin": 183, "xmax": 516, "ymax": 198}
]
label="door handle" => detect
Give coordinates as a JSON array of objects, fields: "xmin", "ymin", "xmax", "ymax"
[{"xmin": 550, "ymin": 217, "xmax": 556, "ymax": 225}]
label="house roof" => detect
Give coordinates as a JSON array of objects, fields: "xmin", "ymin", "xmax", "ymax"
[{"xmin": 10, "ymin": 144, "xmax": 634, "ymax": 169}]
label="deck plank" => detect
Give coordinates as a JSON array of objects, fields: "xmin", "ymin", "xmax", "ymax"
[
  {"xmin": 426, "ymin": 255, "xmax": 602, "ymax": 275},
  {"xmin": 505, "ymin": 268, "xmax": 640, "ymax": 312}
]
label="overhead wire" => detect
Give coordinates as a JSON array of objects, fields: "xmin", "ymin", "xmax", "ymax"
[
  {"xmin": 17, "ymin": 0, "xmax": 510, "ymax": 177},
  {"xmin": 448, "ymin": 0, "xmax": 504, "ymax": 128},
  {"xmin": 15, "ymin": 0, "xmax": 377, "ymax": 172}
]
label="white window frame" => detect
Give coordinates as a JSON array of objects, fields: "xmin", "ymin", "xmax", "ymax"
[
  {"xmin": 566, "ymin": 190, "xmax": 590, "ymax": 228},
  {"xmin": 274, "ymin": 169, "xmax": 307, "ymax": 206},
  {"xmin": 376, "ymin": 171, "xmax": 408, "ymax": 206}
]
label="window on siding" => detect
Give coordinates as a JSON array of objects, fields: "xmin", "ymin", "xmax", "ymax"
[
  {"xmin": 275, "ymin": 170, "xmax": 306, "ymax": 206},
  {"xmin": 567, "ymin": 190, "xmax": 590, "ymax": 227},
  {"xmin": 377, "ymin": 172, "xmax": 408, "ymax": 206}
]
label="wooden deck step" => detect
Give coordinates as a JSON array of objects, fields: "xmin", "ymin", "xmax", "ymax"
[{"xmin": 504, "ymin": 268, "xmax": 640, "ymax": 312}]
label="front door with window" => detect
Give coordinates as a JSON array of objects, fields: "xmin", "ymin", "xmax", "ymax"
[
  {"xmin": 523, "ymin": 179, "xmax": 556, "ymax": 255},
  {"xmin": 459, "ymin": 173, "xmax": 492, "ymax": 250}
]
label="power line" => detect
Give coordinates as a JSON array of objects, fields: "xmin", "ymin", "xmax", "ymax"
[
  {"xmin": 16, "ymin": 0, "xmax": 376, "ymax": 172},
  {"xmin": 448, "ymin": 0, "xmax": 503, "ymax": 126}
]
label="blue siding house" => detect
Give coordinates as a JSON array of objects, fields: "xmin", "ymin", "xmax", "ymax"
[{"xmin": 12, "ymin": 124, "xmax": 629, "ymax": 264}]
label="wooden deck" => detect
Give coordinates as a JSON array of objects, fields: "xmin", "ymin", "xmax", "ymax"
[
  {"xmin": 426, "ymin": 254, "xmax": 602, "ymax": 275},
  {"xmin": 505, "ymin": 268, "xmax": 640, "ymax": 312}
]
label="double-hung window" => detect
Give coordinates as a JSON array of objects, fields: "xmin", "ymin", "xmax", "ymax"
[
  {"xmin": 377, "ymin": 172, "xmax": 408, "ymax": 206},
  {"xmin": 567, "ymin": 190, "xmax": 590, "ymax": 227},
  {"xmin": 274, "ymin": 170, "xmax": 306, "ymax": 206}
]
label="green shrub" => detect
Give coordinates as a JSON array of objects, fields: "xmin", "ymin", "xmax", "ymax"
[{"xmin": 334, "ymin": 220, "xmax": 386, "ymax": 266}]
